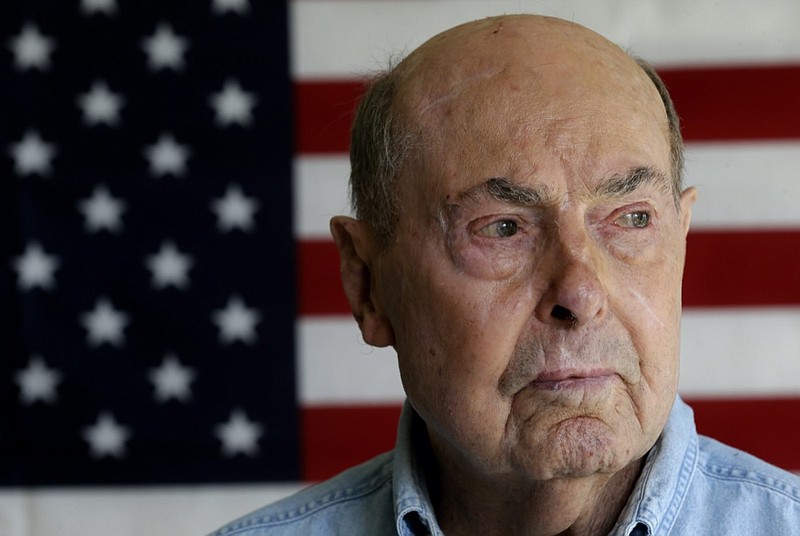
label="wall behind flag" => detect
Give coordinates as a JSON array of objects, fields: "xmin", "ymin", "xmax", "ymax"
[{"xmin": 1, "ymin": 1, "xmax": 799, "ymax": 535}]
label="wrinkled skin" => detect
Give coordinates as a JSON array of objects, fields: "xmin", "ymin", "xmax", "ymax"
[{"xmin": 332, "ymin": 15, "xmax": 696, "ymax": 536}]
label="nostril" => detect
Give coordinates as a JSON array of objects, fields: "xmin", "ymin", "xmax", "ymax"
[{"xmin": 551, "ymin": 304, "xmax": 577, "ymax": 323}]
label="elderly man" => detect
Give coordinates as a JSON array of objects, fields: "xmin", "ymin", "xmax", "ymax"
[{"xmin": 212, "ymin": 14, "xmax": 800, "ymax": 536}]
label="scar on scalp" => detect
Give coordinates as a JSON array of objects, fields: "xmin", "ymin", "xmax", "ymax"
[{"xmin": 415, "ymin": 65, "xmax": 505, "ymax": 114}]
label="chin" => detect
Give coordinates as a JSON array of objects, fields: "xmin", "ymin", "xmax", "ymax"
[{"xmin": 515, "ymin": 415, "xmax": 638, "ymax": 480}]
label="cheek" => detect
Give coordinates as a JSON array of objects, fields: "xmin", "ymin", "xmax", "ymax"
[
  {"xmin": 388, "ymin": 262, "xmax": 536, "ymax": 417},
  {"xmin": 613, "ymin": 252, "xmax": 684, "ymax": 403},
  {"xmin": 394, "ymin": 283, "xmax": 506, "ymax": 383},
  {"xmin": 612, "ymin": 225, "xmax": 686, "ymax": 329},
  {"xmin": 448, "ymin": 228, "xmax": 542, "ymax": 282}
]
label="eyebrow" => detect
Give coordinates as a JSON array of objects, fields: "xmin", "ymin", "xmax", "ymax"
[
  {"xmin": 444, "ymin": 165, "xmax": 671, "ymax": 214},
  {"xmin": 451, "ymin": 177, "xmax": 551, "ymax": 207},
  {"xmin": 594, "ymin": 166, "xmax": 672, "ymax": 199}
]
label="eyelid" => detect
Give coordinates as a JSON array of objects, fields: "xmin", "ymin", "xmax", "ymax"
[
  {"xmin": 477, "ymin": 218, "xmax": 518, "ymax": 237},
  {"xmin": 469, "ymin": 213, "xmax": 530, "ymax": 237},
  {"xmin": 607, "ymin": 198, "xmax": 657, "ymax": 216},
  {"xmin": 610, "ymin": 203, "xmax": 656, "ymax": 229}
]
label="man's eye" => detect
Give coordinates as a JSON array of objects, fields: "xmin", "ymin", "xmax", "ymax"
[
  {"xmin": 615, "ymin": 211, "xmax": 650, "ymax": 228},
  {"xmin": 478, "ymin": 219, "xmax": 519, "ymax": 237}
]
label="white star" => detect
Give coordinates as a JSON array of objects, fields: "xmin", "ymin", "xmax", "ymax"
[
  {"xmin": 77, "ymin": 80, "xmax": 125, "ymax": 126},
  {"xmin": 212, "ymin": 295, "xmax": 261, "ymax": 345},
  {"xmin": 143, "ymin": 133, "xmax": 191, "ymax": 177},
  {"xmin": 144, "ymin": 241, "xmax": 193, "ymax": 289},
  {"xmin": 209, "ymin": 79, "xmax": 257, "ymax": 127},
  {"xmin": 215, "ymin": 409, "xmax": 263, "ymax": 457},
  {"xmin": 211, "ymin": 0, "xmax": 250, "ymax": 15},
  {"xmin": 12, "ymin": 242, "xmax": 60, "ymax": 291},
  {"xmin": 141, "ymin": 23, "xmax": 189, "ymax": 71},
  {"xmin": 148, "ymin": 353, "xmax": 196, "ymax": 403},
  {"xmin": 8, "ymin": 130, "xmax": 58, "ymax": 177},
  {"xmin": 77, "ymin": 185, "xmax": 126, "ymax": 233},
  {"xmin": 8, "ymin": 23, "xmax": 56, "ymax": 71},
  {"xmin": 15, "ymin": 355, "xmax": 62, "ymax": 404},
  {"xmin": 83, "ymin": 412, "xmax": 131, "ymax": 458},
  {"xmin": 80, "ymin": 297, "xmax": 129, "ymax": 347},
  {"xmin": 80, "ymin": 0, "xmax": 118, "ymax": 15},
  {"xmin": 211, "ymin": 184, "xmax": 259, "ymax": 232}
]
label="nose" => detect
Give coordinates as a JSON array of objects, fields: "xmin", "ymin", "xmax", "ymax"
[{"xmin": 534, "ymin": 231, "xmax": 607, "ymax": 328}]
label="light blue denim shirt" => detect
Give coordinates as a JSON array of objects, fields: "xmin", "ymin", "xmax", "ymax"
[{"xmin": 210, "ymin": 397, "xmax": 800, "ymax": 535}]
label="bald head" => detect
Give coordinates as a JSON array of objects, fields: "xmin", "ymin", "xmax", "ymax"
[
  {"xmin": 398, "ymin": 16, "xmax": 643, "ymax": 106},
  {"xmin": 349, "ymin": 15, "xmax": 683, "ymax": 243}
]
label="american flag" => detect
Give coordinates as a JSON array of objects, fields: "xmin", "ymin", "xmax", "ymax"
[
  {"xmin": 2, "ymin": 1, "xmax": 800, "ymax": 534},
  {"xmin": 2, "ymin": 0, "xmax": 297, "ymax": 485}
]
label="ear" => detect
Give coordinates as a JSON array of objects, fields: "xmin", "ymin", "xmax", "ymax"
[
  {"xmin": 679, "ymin": 186, "xmax": 697, "ymax": 237},
  {"xmin": 329, "ymin": 216, "xmax": 396, "ymax": 348}
]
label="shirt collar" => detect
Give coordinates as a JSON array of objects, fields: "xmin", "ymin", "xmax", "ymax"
[
  {"xmin": 616, "ymin": 396, "xmax": 699, "ymax": 535},
  {"xmin": 392, "ymin": 400, "xmax": 442, "ymax": 536}
]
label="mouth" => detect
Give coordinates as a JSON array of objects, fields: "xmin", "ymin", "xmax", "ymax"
[{"xmin": 530, "ymin": 369, "xmax": 617, "ymax": 391}]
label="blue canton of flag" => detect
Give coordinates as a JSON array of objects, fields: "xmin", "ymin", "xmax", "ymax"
[{"xmin": 0, "ymin": 0, "xmax": 298, "ymax": 485}]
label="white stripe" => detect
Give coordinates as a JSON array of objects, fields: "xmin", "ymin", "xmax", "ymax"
[
  {"xmin": 0, "ymin": 484, "xmax": 303, "ymax": 536},
  {"xmin": 299, "ymin": 310, "xmax": 800, "ymax": 403},
  {"xmin": 686, "ymin": 142, "xmax": 800, "ymax": 230},
  {"xmin": 679, "ymin": 308, "xmax": 800, "ymax": 397},
  {"xmin": 294, "ymin": 156, "xmax": 352, "ymax": 238},
  {"xmin": 294, "ymin": 143, "xmax": 800, "ymax": 237},
  {"xmin": 298, "ymin": 317, "xmax": 404, "ymax": 404},
  {"xmin": 290, "ymin": 0, "xmax": 800, "ymax": 78}
]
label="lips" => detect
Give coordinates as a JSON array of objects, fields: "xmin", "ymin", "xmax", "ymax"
[{"xmin": 530, "ymin": 369, "xmax": 617, "ymax": 390}]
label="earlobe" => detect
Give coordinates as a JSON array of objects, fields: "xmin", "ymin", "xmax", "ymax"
[
  {"xmin": 679, "ymin": 186, "xmax": 697, "ymax": 237},
  {"xmin": 329, "ymin": 216, "xmax": 396, "ymax": 348}
]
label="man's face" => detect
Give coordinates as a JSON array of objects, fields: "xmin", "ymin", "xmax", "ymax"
[{"xmin": 369, "ymin": 20, "xmax": 695, "ymax": 484}]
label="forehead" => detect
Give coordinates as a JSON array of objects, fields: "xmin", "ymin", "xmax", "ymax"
[
  {"xmin": 394, "ymin": 16, "xmax": 670, "ymax": 199},
  {"xmin": 401, "ymin": 17, "xmax": 641, "ymax": 106}
]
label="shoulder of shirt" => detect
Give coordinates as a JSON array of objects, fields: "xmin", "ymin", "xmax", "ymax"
[
  {"xmin": 695, "ymin": 434, "xmax": 800, "ymax": 503},
  {"xmin": 209, "ymin": 451, "xmax": 395, "ymax": 536}
]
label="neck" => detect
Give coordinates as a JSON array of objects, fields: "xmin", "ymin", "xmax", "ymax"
[{"xmin": 430, "ymin": 455, "xmax": 645, "ymax": 536}]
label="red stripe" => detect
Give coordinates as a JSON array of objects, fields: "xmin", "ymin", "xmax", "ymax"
[
  {"xmin": 661, "ymin": 65, "xmax": 800, "ymax": 141},
  {"xmin": 294, "ymin": 65, "xmax": 800, "ymax": 153},
  {"xmin": 686, "ymin": 396, "xmax": 800, "ymax": 472},
  {"xmin": 297, "ymin": 230, "xmax": 800, "ymax": 315},
  {"xmin": 294, "ymin": 81, "xmax": 363, "ymax": 154},
  {"xmin": 301, "ymin": 404, "xmax": 402, "ymax": 481},
  {"xmin": 683, "ymin": 230, "xmax": 800, "ymax": 307},
  {"xmin": 297, "ymin": 239, "xmax": 348, "ymax": 316},
  {"xmin": 301, "ymin": 397, "xmax": 800, "ymax": 481}
]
